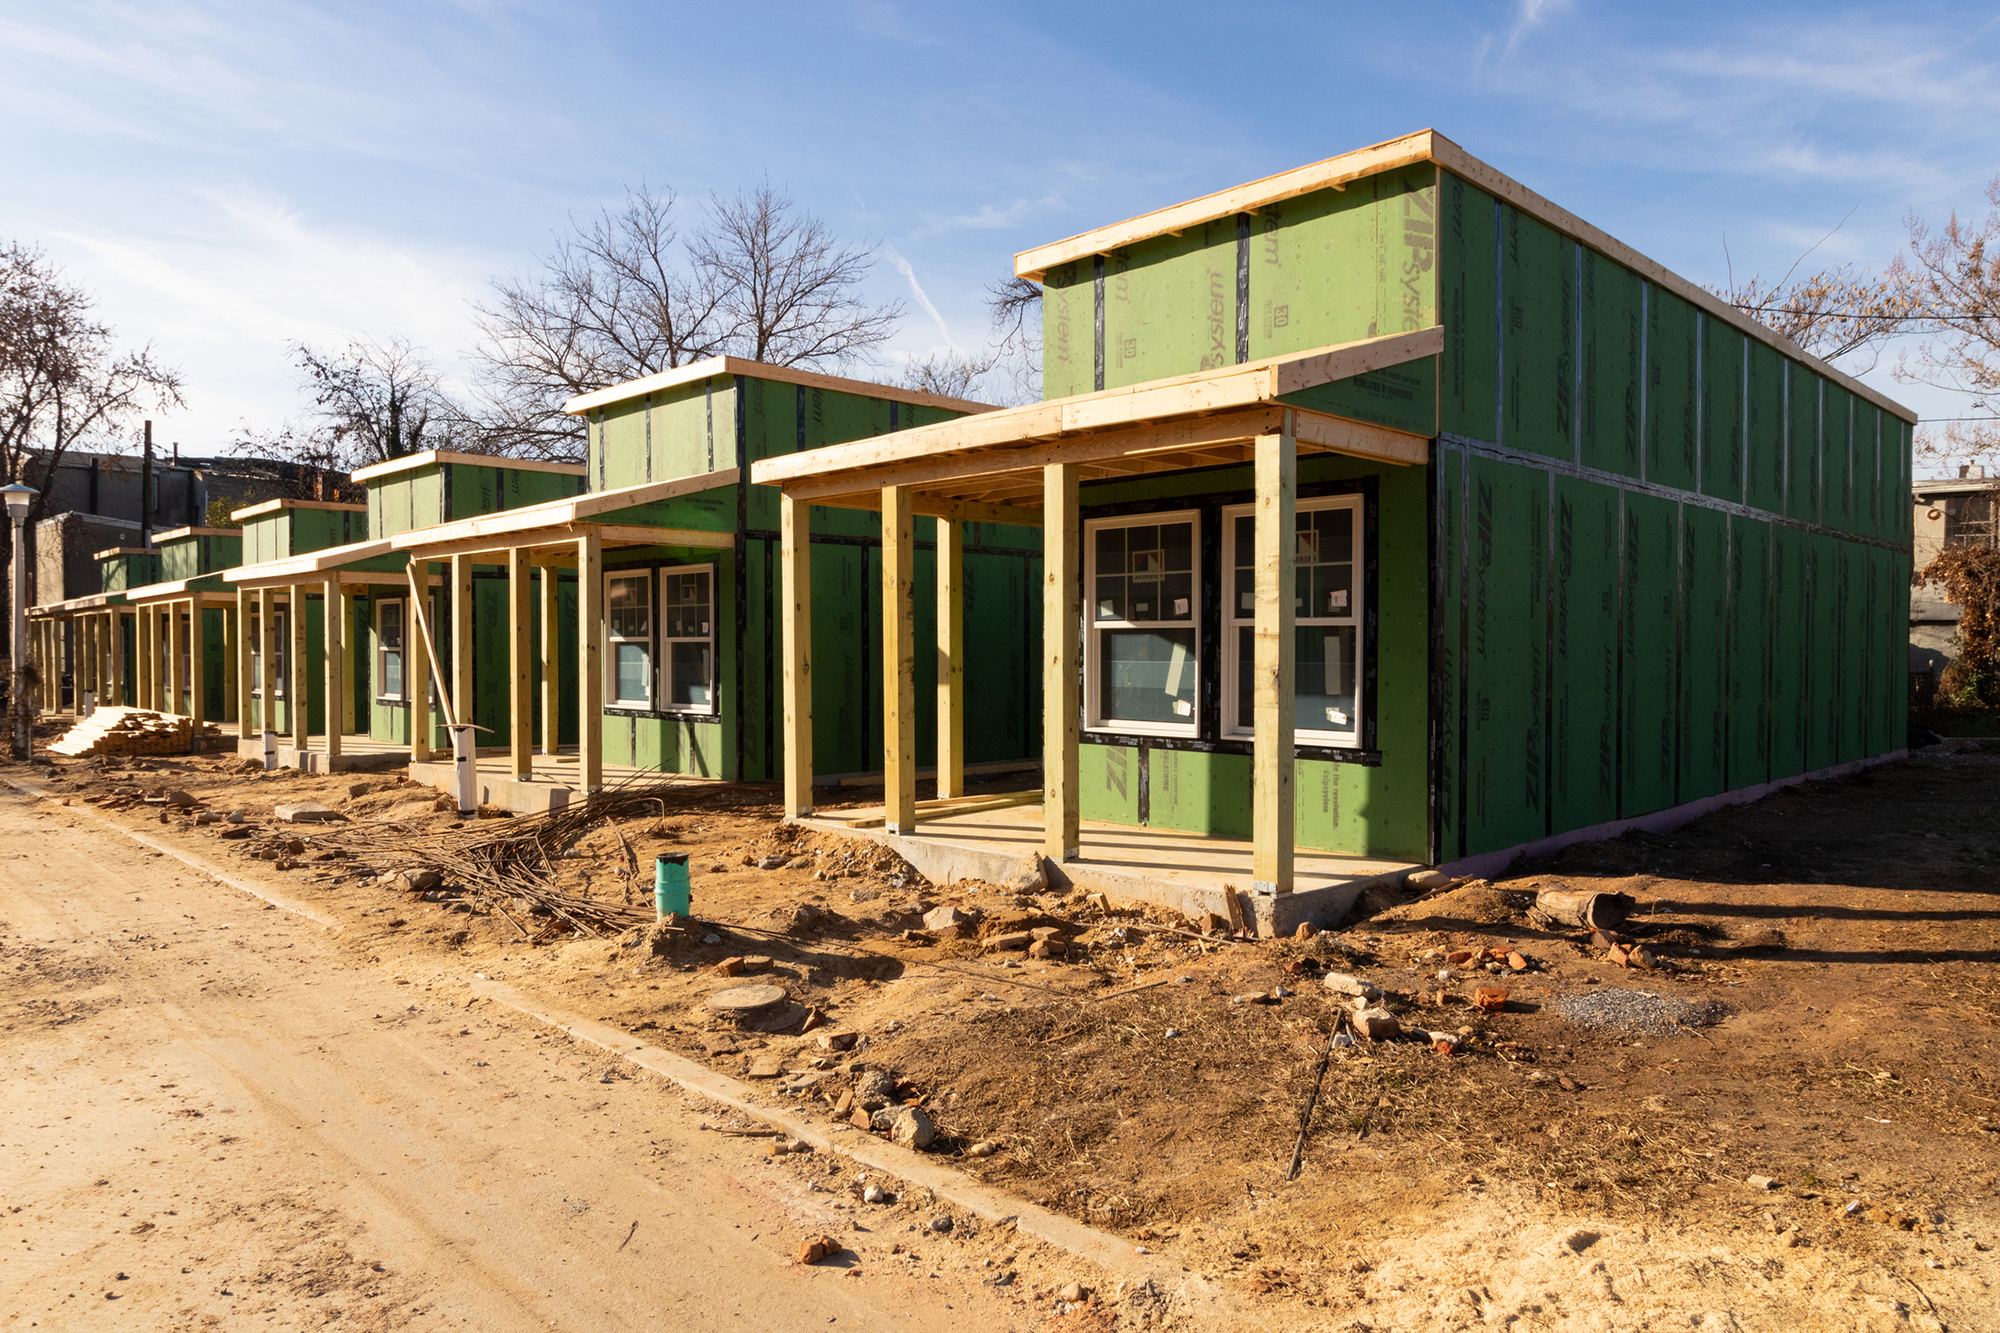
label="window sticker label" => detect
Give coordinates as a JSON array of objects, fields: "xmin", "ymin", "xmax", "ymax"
[
  {"xmin": 1173, "ymin": 698, "xmax": 1193, "ymax": 716},
  {"xmin": 1173, "ymin": 597, "xmax": 1188, "ymax": 615},
  {"xmin": 1329, "ymin": 589, "xmax": 1348, "ymax": 611},
  {"xmin": 1164, "ymin": 639, "xmax": 1190, "ymax": 695}
]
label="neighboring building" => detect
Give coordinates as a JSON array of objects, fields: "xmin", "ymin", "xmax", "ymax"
[
  {"xmin": 752, "ymin": 128, "xmax": 1919, "ymax": 928},
  {"xmin": 1911, "ymin": 466, "xmax": 1999, "ymax": 694}
]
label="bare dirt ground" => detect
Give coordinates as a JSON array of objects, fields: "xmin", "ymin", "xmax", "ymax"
[{"xmin": 5, "ymin": 732, "xmax": 1998, "ymax": 1332}]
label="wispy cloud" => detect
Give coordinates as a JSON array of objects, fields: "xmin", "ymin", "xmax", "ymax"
[
  {"xmin": 1503, "ymin": 0, "xmax": 1572, "ymax": 58},
  {"xmin": 886, "ymin": 244, "xmax": 952, "ymax": 346}
]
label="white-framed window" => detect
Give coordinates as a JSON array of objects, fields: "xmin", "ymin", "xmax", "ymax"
[
  {"xmin": 376, "ymin": 599, "xmax": 406, "ymax": 702},
  {"xmin": 250, "ymin": 608, "xmax": 287, "ymax": 698},
  {"xmin": 661, "ymin": 565, "xmax": 715, "ymax": 713},
  {"xmin": 1222, "ymin": 495, "xmax": 1362, "ymax": 746},
  {"xmin": 606, "ymin": 571, "xmax": 653, "ymax": 707},
  {"xmin": 1084, "ymin": 511, "xmax": 1199, "ymax": 736}
]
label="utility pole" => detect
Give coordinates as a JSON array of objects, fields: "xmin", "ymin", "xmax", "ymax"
[{"xmin": 140, "ymin": 420, "xmax": 154, "ymax": 547}]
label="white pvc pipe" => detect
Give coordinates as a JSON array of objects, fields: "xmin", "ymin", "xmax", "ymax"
[
  {"xmin": 451, "ymin": 724, "xmax": 476, "ymax": 816},
  {"xmin": 263, "ymin": 728, "xmax": 278, "ymax": 770}
]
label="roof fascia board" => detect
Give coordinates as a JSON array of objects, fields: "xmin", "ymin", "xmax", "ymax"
[
  {"xmin": 561, "ymin": 356, "xmax": 998, "ymax": 418},
  {"xmin": 223, "ymin": 538, "xmax": 398, "ymax": 585},
  {"xmin": 349, "ymin": 450, "xmax": 589, "ymax": 484}
]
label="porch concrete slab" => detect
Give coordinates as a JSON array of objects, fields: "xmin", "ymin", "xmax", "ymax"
[
  {"xmin": 804, "ymin": 802, "xmax": 1418, "ymax": 937},
  {"xmin": 406, "ymin": 753, "xmax": 730, "ymax": 814},
  {"xmin": 235, "ymin": 734, "xmax": 411, "ymax": 773}
]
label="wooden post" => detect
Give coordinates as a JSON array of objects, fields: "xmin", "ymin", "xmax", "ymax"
[
  {"xmin": 290, "ymin": 587, "xmax": 309, "ymax": 752},
  {"xmin": 1251, "ymin": 413, "xmax": 1297, "ymax": 898},
  {"xmin": 935, "ymin": 514, "xmax": 964, "ymax": 801},
  {"xmin": 1043, "ymin": 463, "xmax": 1080, "ymax": 862},
  {"xmin": 323, "ymin": 575, "xmax": 343, "ymax": 763},
  {"xmin": 407, "ymin": 566, "xmax": 432, "ymax": 762},
  {"xmin": 450, "ymin": 554, "xmax": 473, "ymax": 740},
  {"xmin": 234, "ymin": 593, "xmax": 252, "ymax": 733},
  {"xmin": 337, "ymin": 586, "xmax": 356, "ymax": 736},
  {"xmin": 577, "ymin": 529, "xmax": 603, "ymax": 791},
  {"xmin": 130, "ymin": 611, "xmax": 145, "ymax": 712},
  {"xmin": 539, "ymin": 566, "xmax": 558, "ymax": 758},
  {"xmin": 167, "ymin": 602, "xmax": 185, "ymax": 716},
  {"xmin": 188, "ymin": 599, "xmax": 205, "ymax": 731},
  {"xmin": 257, "ymin": 587, "xmax": 276, "ymax": 736},
  {"xmin": 110, "ymin": 609, "xmax": 125, "ymax": 707},
  {"xmin": 222, "ymin": 595, "xmax": 238, "ymax": 727},
  {"xmin": 508, "ymin": 546, "xmax": 531, "ymax": 778},
  {"xmin": 882, "ymin": 485, "xmax": 916, "ymax": 834},
  {"xmin": 779, "ymin": 492, "xmax": 813, "ymax": 818}
]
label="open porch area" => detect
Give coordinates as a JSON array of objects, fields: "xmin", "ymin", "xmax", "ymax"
[
  {"xmin": 751, "ymin": 330, "xmax": 1440, "ymax": 935},
  {"xmin": 807, "ymin": 798, "xmax": 1416, "ymax": 929}
]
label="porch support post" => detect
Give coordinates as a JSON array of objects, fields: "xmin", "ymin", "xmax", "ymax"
[
  {"xmin": 323, "ymin": 575, "xmax": 343, "ymax": 763},
  {"xmin": 508, "ymin": 546, "xmax": 531, "ymax": 778},
  {"xmin": 290, "ymin": 585, "xmax": 309, "ymax": 752},
  {"xmin": 407, "ymin": 565, "xmax": 432, "ymax": 763},
  {"xmin": 110, "ymin": 609, "xmax": 125, "ymax": 707},
  {"xmin": 882, "ymin": 485, "xmax": 915, "ymax": 835},
  {"xmin": 187, "ymin": 598, "xmax": 205, "ymax": 731},
  {"xmin": 1251, "ymin": 411, "xmax": 1297, "ymax": 898},
  {"xmin": 779, "ymin": 491, "xmax": 813, "ymax": 819},
  {"xmin": 337, "ymin": 586, "xmax": 356, "ymax": 736},
  {"xmin": 1043, "ymin": 463, "xmax": 1080, "ymax": 862},
  {"xmin": 171, "ymin": 604, "xmax": 186, "ymax": 715},
  {"xmin": 257, "ymin": 588, "xmax": 276, "ymax": 737},
  {"xmin": 236, "ymin": 593, "xmax": 253, "ymax": 731},
  {"xmin": 222, "ymin": 596, "xmax": 237, "ymax": 725},
  {"xmin": 934, "ymin": 515, "xmax": 964, "ymax": 800},
  {"xmin": 538, "ymin": 566, "xmax": 558, "ymax": 758},
  {"xmin": 577, "ymin": 529, "xmax": 603, "ymax": 792},
  {"xmin": 134, "ymin": 610, "xmax": 150, "ymax": 711},
  {"xmin": 450, "ymin": 554, "xmax": 473, "ymax": 739}
]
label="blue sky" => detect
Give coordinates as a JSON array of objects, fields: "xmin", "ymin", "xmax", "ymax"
[{"xmin": 4, "ymin": 0, "xmax": 1997, "ymax": 475}]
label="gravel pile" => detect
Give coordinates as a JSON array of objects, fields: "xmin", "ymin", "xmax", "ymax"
[{"xmin": 1550, "ymin": 988, "xmax": 1728, "ymax": 1037}]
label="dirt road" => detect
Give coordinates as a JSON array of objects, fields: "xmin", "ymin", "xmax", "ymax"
[{"xmin": 0, "ymin": 786, "xmax": 1064, "ymax": 1332}]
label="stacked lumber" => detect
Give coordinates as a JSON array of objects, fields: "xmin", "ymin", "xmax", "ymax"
[{"xmin": 47, "ymin": 707, "xmax": 220, "ymax": 757}]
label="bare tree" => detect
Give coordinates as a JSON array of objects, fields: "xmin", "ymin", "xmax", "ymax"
[
  {"xmin": 1895, "ymin": 176, "xmax": 2000, "ymax": 475},
  {"xmin": 985, "ymin": 275, "xmax": 1043, "ymax": 403},
  {"xmin": 900, "ymin": 349, "xmax": 997, "ymax": 401},
  {"xmin": 474, "ymin": 181, "xmax": 902, "ymax": 461},
  {"xmin": 0, "ymin": 241, "xmax": 185, "ymax": 528},
  {"xmin": 470, "ymin": 186, "xmax": 729, "ymax": 460},
  {"xmin": 1709, "ymin": 262, "xmax": 1918, "ymax": 367},
  {"xmin": 693, "ymin": 181, "xmax": 903, "ymax": 367},
  {"xmin": 236, "ymin": 337, "xmax": 466, "ymax": 474}
]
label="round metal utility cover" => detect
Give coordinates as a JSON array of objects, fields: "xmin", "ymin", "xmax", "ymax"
[{"xmin": 705, "ymin": 984, "xmax": 787, "ymax": 1014}]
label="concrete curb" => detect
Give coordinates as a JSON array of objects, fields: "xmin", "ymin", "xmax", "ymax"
[{"xmin": 5, "ymin": 774, "xmax": 1169, "ymax": 1288}]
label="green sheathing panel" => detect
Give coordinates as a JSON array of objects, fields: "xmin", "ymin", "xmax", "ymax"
[
  {"xmin": 1042, "ymin": 261, "xmax": 1091, "ymax": 400},
  {"xmin": 1102, "ymin": 220, "xmax": 1240, "ymax": 385},
  {"xmin": 1823, "ymin": 386, "xmax": 1852, "ymax": 535},
  {"xmin": 1080, "ymin": 744, "xmax": 1142, "ymax": 826},
  {"xmin": 1836, "ymin": 540, "xmax": 1866, "ymax": 764},
  {"xmin": 159, "ymin": 539, "xmax": 200, "ymax": 581},
  {"xmin": 1464, "ymin": 456, "xmax": 1547, "ymax": 853},
  {"xmin": 1434, "ymin": 448, "xmax": 1464, "ymax": 861},
  {"xmin": 1441, "ymin": 174, "xmax": 1499, "ymax": 443},
  {"xmin": 1745, "ymin": 340, "xmax": 1786, "ymax": 513},
  {"xmin": 1619, "ymin": 493, "xmax": 1677, "ymax": 819},
  {"xmin": 1726, "ymin": 518, "xmax": 1772, "ymax": 788},
  {"xmin": 1278, "ymin": 358, "xmax": 1436, "ymax": 436},
  {"xmin": 1700, "ymin": 322, "xmax": 1746, "ymax": 499},
  {"xmin": 1871, "ymin": 546, "xmax": 1904, "ymax": 754},
  {"xmin": 1578, "ymin": 250, "xmax": 1643, "ymax": 477},
  {"xmin": 1768, "ymin": 525, "xmax": 1808, "ymax": 778},
  {"xmin": 201, "ymin": 534, "xmax": 242, "ymax": 572},
  {"xmin": 1501, "ymin": 209, "xmax": 1575, "ymax": 461},
  {"xmin": 1550, "ymin": 476, "xmax": 1619, "ymax": 835},
  {"xmin": 1805, "ymin": 533, "xmax": 1838, "ymax": 771},
  {"xmin": 368, "ymin": 466, "xmax": 447, "ymax": 539},
  {"xmin": 242, "ymin": 514, "xmax": 285, "ymax": 564},
  {"xmin": 290, "ymin": 507, "xmax": 362, "ymax": 555},
  {"xmin": 1645, "ymin": 288, "xmax": 1698, "ymax": 491},
  {"xmin": 1785, "ymin": 362, "xmax": 1820, "ymax": 522},
  {"xmin": 597, "ymin": 399, "xmax": 651, "ymax": 492},
  {"xmin": 1244, "ymin": 163, "xmax": 1438, "ymax": 364},
  {"xmin": 1679, "ymin": 505, "xmax": 1728, "ymax": 803}
]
